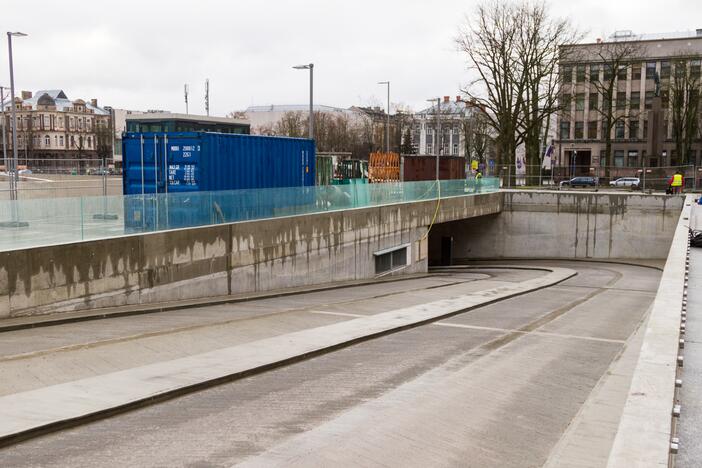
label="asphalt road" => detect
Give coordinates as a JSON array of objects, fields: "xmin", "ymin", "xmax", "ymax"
[{"xmin": 0, "ymin": 261, "xmax": 661, "ymax": 468}]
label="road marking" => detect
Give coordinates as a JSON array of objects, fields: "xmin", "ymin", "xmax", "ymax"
[
  {"xmin": 308, "ymin": 310, "xmax": 365, "ymax": 318},
  {"xmin": 434, "ymin": 322, "xmax": 625, "ymax": 344}
]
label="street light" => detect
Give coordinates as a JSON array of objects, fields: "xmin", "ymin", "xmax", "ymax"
[
  {"xmin": 293, "ymin": 63, "xmax": 314, "ymax": 140},
  {"xmin": 8, "ymin": 31, "xmax": 27, "ymax": 201},
  {"xmin": 378, "ymin": 81, "xmax": 390, "ymax": 154},
  {"xmin": 427, "ymin": 98, "xmax": 441, "ymax": 180}
]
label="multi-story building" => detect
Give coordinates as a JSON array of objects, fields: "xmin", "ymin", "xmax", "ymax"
[
  {"xmin": 1, "ymin": 90, "xmax": 112, "ymax": 172},
  {"xmin": 414, "ymin": 96, "xmax": 479, "ymax": 157},
  {"xmin": 556, "ymin": 30, "xmax": 702, "ymax": 175}
]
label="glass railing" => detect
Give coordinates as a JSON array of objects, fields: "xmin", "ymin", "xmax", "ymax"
[{"xmin": 0, "ymin": 178, "xmax": 499, "ymax": 252}]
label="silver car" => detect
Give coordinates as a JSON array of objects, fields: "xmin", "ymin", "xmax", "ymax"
[{"xmin": 609, "ymin": 177, "xmax": 640, "ymax": 188}]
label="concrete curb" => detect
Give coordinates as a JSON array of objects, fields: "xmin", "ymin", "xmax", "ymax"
[
  {"xmin": 606, "ymin": 196, "xmax": 692, "ymax": 467},
  {"xmin": 0, "ymin": 266, "xmax": 575, "ymax": 448},
  {"xmin": 0, "ymin": 273, "xmax": 432, "ymax": 334}
]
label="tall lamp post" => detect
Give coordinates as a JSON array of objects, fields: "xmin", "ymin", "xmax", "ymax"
[
  {"xmin": 378, "ymin": 81, "xmax": 390, "ymax": 154},
  {"xmin": 427, "ymin": 98, "xmax": 441, "ymax": 180},
  {"xmin": 1, "ymin": 86, "xmax": 9, "ymax": 195},
  {"xmin": 7, "ymin": 31, "xmax": 27, "ymax": 200},
  {"xmin": 293, "ymin": 63, "xmax": 314, "ymax": 140}
]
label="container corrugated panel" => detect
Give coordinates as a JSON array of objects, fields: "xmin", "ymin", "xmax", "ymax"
[
  {"xmin": 122, "ymin": 132, "xmax": 315, "ymax": 195},
  {"xmin": 401, "ymin": 156, "xmax": 466, "ymax": 181}
]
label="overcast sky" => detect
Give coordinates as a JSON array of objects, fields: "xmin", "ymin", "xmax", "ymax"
[{"xmin": 3, "ymin": 0, "xmax": 701, "ymax": 116}]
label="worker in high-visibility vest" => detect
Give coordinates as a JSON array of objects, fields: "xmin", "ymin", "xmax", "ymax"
[{"xmin": 668, "ymin": 171, "xmax": 684, "ymax": 194}]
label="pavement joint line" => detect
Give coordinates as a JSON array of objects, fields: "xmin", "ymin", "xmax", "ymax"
[
  {"xmin": 0, "ymin": 277, "xmax": 490, "ymax": 362},
  {"xmin": 308, "ymin": 311, "xmax": 365, "ymax": 318},
  {"xmin": 433, "ymin": 321, "xmax": 626, "ymax": 344},
  {"xmin": 0, "ymin": 266, "xmax": 576, "ymax": 448}
]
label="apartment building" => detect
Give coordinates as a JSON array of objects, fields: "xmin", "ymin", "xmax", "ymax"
[
  {"xmin": 556, "ymin": 30, "xmax": 702, "ymax": 174},
  {"xmin": 1, "ymin": 90, "xmax": 112, "ymax": 171}
]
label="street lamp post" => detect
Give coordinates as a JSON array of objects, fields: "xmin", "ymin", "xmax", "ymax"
[
  {"xmin": 427, "ymin": 98, "xmax": 441, "ymax": 180},
  {"xmin": 293, "ymin": 63, "xmax": 314, "ymax": 140},
  {"xmin": 1, "ymin": 86, "xmax": 10, "ymax": 197},
  {"xmin": 378, "ymin": 81, "xmax": 390, "ymax": 154},
  {"xmin": 8, "ymin": 31, "xmax": 27, "ymax": 200}
]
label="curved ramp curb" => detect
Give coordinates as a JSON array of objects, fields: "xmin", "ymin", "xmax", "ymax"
[
  {"xmin": 0, "ymin": 266, "xmax": 575, "ymax": 447},
  {"xmin": 606, "ymin": 196, "xmax": 692, "ymax": 467}
]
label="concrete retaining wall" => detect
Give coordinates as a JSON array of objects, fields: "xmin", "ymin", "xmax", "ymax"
[
  {"xmin": 0, "ymin": 192, "xmax": 502, "ymax": 319},
  {"xmin": 431, "ymin": 191, "xmax": 684, "ymax": 261}
]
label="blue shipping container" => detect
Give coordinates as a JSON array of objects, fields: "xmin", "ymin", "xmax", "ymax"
[
  {"xmin": 122, "ymin": 132, "xmax": 315, "ymax": 231},
  {"xmin": 122, "ymin": 132, "xmax": 315, "ymax": 195}
]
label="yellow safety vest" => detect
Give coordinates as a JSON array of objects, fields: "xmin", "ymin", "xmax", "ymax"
[{"xmin": 672, "ymin": 174, "xmax": 683, "ymax": 187}]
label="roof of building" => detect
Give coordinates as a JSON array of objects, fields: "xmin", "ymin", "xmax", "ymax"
[
  {"xmin": 416, "ymin": 99, "xmax": 476, "ymax": 116},
  {"xmin": 125, "ymin": 112, "xmax": 249, "ymax": 125},
  {"xmin": 245, "ymin": 104, "xmax": 354, "ymax": 115},
  {"xmin": 1, "ymin": 89, "xmax": 110, "ymax": 115}
]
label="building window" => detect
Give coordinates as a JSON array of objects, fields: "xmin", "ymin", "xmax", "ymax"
[
  {"xmin": 603, "ymin": 64, "xmax": 613, "ymax": 81},
  {"xmin": 627, "ymin": 151, "xmax": 639, "ymax": 167},
  {"xmin": 645, "ymin": 91, "xmax": 654, "ymax": 110},
  {"xmin": 561, "ymin": 93, "xmax": 572, "ymax": 110},
  {"xmin": 576, "ymin": 65, "xmax": 586, "ymax": 83},
  {"xmin": 374, "ymin": 245, "xmax": 409, "ymax": 275},
  {"xmin": 574, "ymin": 121, "xmax": 584, "ymax": 139},
  {"xmin": 692, "ymin": 59, "xmax": 702, "ymax": 79},
  {"xmin": 561, "ymin": 65, "xmax": 573, "ymax": 83},
  {"xmin": 590, "ymin": 64, "xmax": 600, "ymax": 81},
  {"xmin": 615, "ymin": 120, "xmax": 625, "ymax": 139},
  {"xmin": 602, "ymin": 121, "xmax": 609, "ymax": 139},
  {"xmin": 575, "ymin": 93, "xmax": 585, "ymax": 111},
  {"xmin": 632, "ymin": 64, "xmax": 642, "ymax": 80},
  {"xmin": 616, "ymin": 92, "xmax": 627, "ymax": 110},
  {"xmin": 629, "ymin": 120, "xmax": 639, "ymax": 139},
  {"xmin": 643, "ymin": 120, "xmax": 648, "ymax": 139},
  {"xmin": 71, "ymin": 136, "xmax": 75, "ymax": 148},
  {"xmin": 88, "ymin": 136, "xmax": 92, "ymax": 148},
  {"xmin": 589, "ymin": 93, "xmax": 598, "ymax": 111},
  {"xmin": 617, "ymin": 65, "xmax": 627, "ymax": 80},
  {"xmin": 44, "ymin": 135, "xmax": 50, "ymax": 146},
  {"xmin": 630, "ymin": 91, "xmax": 640, "ymax": 110},
  {"xmin": 59, "ymin": 135, "xmax": 64, "ymax": 147},
  {"xmin": 560, "ymin": 121, "xmax": 571, "ymax": 140},
  {"xmin": 661, "ymin": 60, "xmax": 671, "ymax": 79},
  {"xmin": 614, "ymin": 150, "xmax": 625, "ymax": 167},
  {"xmin": 646, "ymin": 61, "xmax": 657, "ymax": 79},
  {"xmin": 588, "ymin": 121, "xmax": 598, "ymax": 139},
  {"xmin": 661, "ymin": 89, "xmax": 669, "ymax": 108},
  {"xmin": 452, "ymin": 143, "xmax": 458, "ymax": 155}
]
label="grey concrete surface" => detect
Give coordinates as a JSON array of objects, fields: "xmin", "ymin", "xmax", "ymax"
[
  {"xmin": 0, "ymin": 261, "xmax": 661, "ymax": 467},
  {"xmin": 607, "ymin": 196, "xmax": 692, "ymax": 468},
  {"xmin": 675, "ymin": 204, "xmax": 702, "ymax": 467},
  {"xmin": 0, "ymin": 265, "xmax": 573, "ymax": 443},
  {"xmin": 0, "ymin": 191, "xmax": 503, "ymax": 319},
  {"xmin": 430, "ymin": 191, "xmax": 683, "ymax": 261}
]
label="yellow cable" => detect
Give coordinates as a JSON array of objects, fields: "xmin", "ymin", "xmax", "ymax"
[{"xmin": 421, "ymin": 179, "xmax": 441, "ymax": 241}]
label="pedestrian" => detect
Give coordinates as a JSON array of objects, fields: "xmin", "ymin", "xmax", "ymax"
[{"xmin": 669, "ymin": 171, "xmax": 684, "ymax": 194}]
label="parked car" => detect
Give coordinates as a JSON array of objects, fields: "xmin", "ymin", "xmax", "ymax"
[
  {"xmin": 17, "ymin": 169, "xmax": 32, "ymax": 175},
  {"xmin": 560, "ymin": 176, "xmax": 598, "ymax": 188},
  {"xmin": 609, "ymin": 177, "xmax": 640, "ymax": 189}
]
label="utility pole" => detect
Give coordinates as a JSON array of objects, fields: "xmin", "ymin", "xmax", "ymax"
[
  {"xmin": 427, "ymin": 98, "xmax": 441, "ymax": 180},
  {"xmin": 293, "ymin": 63, "xmax": 314, "ymax": 140},
  {"xmin": 184, "ymin": 84, "xmax": 189, "ymax": 114},
  {"xmin": 378, "ymin": 81, "xmax": 390, "ymax": 153},
  {"xmin": 204, "ymin": 79, "xmax": 209, "ymax": 116}
]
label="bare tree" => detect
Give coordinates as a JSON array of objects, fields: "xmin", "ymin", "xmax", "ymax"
[
  {"xmin": 462, "ymin": 108, "xmax": 492, "ymax": 163},
  {"xmin": 457, "ymin": 0, "xmax": 579, "ymax": 177},
  {"xmin": 273, "ymin": 111, "xmax": 306, "ymax": 138},
  {"xmin": 515, "ymin": 2, "xmax": 580, "ymax": 180},
  {"xmin": 670, "ymin": 54, "xmax": 701, "ymax": 165},
  {"xmin": 457, "ymin": 2, "xmax": 523, "ymax": 170},
  {"xmin": 585, "ymin": 39, "xmax": 643, "ymax": 175}
]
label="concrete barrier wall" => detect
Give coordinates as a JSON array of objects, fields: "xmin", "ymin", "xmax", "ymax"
[
  {"xmin": 0, "ymin": 192, "xmax": 502, "ymax": 319},
  {"xmin": 431, "ymin": 191, "xmax": 684, "ymax": 261}
]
